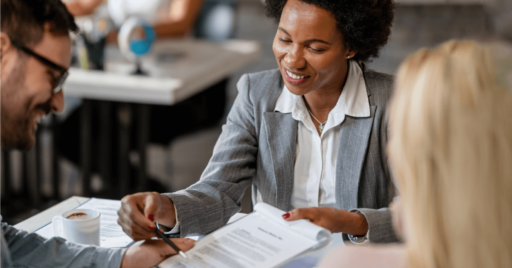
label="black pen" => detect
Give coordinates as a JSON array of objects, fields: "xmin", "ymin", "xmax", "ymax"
[{"xmin": 154, "ymin": 227, "xmax": 188, "ymax": 259}]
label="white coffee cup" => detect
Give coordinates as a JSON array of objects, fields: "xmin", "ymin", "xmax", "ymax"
[{"xmin": 52, "ymin": 209, "xmax": 101, "ymax": 246}]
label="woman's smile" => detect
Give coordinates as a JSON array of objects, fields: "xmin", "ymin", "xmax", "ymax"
[{"xmin": 284, "ymin": 69, "xmax": 311, "ymax": 85}]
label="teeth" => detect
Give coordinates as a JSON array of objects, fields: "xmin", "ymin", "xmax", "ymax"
[{"xmin": 286, "ymin": 70, "xmax": 306, "ymax": 80}]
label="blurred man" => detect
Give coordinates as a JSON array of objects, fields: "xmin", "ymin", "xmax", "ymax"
[{"xmin": 0, "ymin": 0, "xmax": 193, "ymax": 267}]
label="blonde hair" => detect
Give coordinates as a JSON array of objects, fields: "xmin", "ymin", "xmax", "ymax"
[{"xmin": 389, "ymin": 40, "xmax": 512, "ymax": 268}]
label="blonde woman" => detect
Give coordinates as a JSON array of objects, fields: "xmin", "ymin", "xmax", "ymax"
[{"xmin": 319, "ymin": 40, "xmax": 512, "ymax": 268}]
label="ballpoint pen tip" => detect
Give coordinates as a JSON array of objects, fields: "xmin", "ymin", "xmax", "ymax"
[{"xmin": 179, "ymin": 251, "xmax": 188, "ymax": 259}]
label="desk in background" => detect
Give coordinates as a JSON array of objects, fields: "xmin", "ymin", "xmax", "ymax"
[{"xmin": 1, "ymin": 39, "xmax": 261, "ymax": 207}]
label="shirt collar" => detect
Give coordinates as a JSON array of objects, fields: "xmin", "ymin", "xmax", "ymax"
[{"xmin": 275, "ymin": 60, "xmax": 370, "ymax": 123}]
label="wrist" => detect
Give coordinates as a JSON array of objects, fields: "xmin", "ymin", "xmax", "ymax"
[
  {"xmin": 337, "ymin": 210, "xmax": 368, "ymax": 236},
  {"xmin": 156, "ymin": 195, "xmax": 176, "ymax": 227},
  {"xmin": 351, "ymin": 212, "xmax": 369, "ymax": 236}
]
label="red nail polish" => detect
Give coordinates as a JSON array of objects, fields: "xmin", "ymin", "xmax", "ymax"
[
  {"xmin": 282, "ymin": 213, "xmax": 290, "ymax": 219},
  {"xmin": 148, "ymin": 214, "xmax": 154, "ymax": 221},
  {"xmin": 148, "ymin": 226, "xmax": 155, "ymax": 230}
]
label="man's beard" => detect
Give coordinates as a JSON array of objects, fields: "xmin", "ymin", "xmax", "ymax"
[{"xmin": 1, "ymin": 60, "xmax": 51, "ymax": 151}]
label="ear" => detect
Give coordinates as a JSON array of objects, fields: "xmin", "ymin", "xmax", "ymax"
[
  {"xmin": 0, "ymin": 32, "xmax": 12, "ymax": 60},
  {"xmin": 0, "ymin": 33, "xmax": 18, "ymax": 80},
  {"xmin": 346, "ymin": 50, "xmax": 358, "ymax": 60}
]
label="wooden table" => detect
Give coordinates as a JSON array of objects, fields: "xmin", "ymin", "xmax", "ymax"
[{"xmin": 61, "ymin": 39, "xmax": 261, "ymax": 198}]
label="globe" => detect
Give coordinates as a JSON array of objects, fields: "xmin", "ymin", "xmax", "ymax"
[{"xmin": 118, "ymin": 17, "xmax": 156, "ymax": 61}]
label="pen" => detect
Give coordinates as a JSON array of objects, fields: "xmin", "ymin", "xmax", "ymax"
[{"xmin": 154, "ymin": 227, "xmax": 188, "ymax": 259}]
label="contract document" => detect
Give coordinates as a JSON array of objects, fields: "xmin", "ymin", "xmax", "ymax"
[
  {"xmin": 159, "ymin": 203, "xmax": 332, "ymax": 268},
  {"xmin": 34, "ymin": 198, "xmax": 133, "ymax": 248}
]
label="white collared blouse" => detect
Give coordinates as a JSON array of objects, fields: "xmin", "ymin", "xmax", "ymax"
[{"xmin": 274, "ymin": 60, "xmax": 370, "ymax": 209}]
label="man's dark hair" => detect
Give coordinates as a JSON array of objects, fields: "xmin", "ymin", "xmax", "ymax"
[
  {"xmin": 265, "ymin": 0, "xmax": 395, "ymax": 62},
  {"xmin": 1, "ymin": 0, "xmax": 79, "ymax": 46}
]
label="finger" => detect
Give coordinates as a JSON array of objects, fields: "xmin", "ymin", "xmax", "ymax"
[
  {"xmin": 129, "ymin": 220, "xmax": 156, "ymax": 241},
  {"xmin": 120, "ymin": 207, "xmax": 156, "ymax": 240},
  {"xmin": 123, "ymin": 194, "xmax": 157, "ymax": 231},
  {"xmin": 284, "ymin": 208, "xmax": 316, "ymax": 221},
  {"xmin": 144, "ymin": 192, "xmax": 160, "ymax": 223},
  {"xmin": 119, "ymin": 202, "xmax": 155, "ymax": 237},
  {"xmin": 118, "ymin": 209, "xmax": 152, "ymax": 241}
]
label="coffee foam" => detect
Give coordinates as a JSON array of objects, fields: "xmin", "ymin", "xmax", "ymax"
[{"xmin": 66, "ymin": 212, "xmax": 93, "ymax": 220}]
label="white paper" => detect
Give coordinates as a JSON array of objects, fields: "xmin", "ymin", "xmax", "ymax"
[
  {"xmin": 158, "ymin": 203, "xmax": 332, "ymax": 268},
  {"xmin": 35, "ymin": 198, "xmax": 133, "ymax": 248}
]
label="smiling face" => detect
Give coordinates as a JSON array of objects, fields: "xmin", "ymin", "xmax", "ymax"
[
  {"xmin": 1, "ymin": 25, "xmax": 70, "ymax": 150},
  {"xmin": 273, "ymin": 0, "xmax": 355, "ymax": 96}
]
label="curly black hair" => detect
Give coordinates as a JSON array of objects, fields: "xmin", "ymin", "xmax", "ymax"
[{"xmin": 265, "ymin": 0, "xmax": 395, "ymax": 62}]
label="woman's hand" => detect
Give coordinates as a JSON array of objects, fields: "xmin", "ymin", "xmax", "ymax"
[
  {"xmin": 117, "ymin": 192, "xmax": 176, "ymax": 241},
  {"xmin": 120, "ymin": 238, "xmax": 195, "ymax": 268},
  {"xmin": 282, "ymin": 207, "xmax": 368, "ymax": 236}
]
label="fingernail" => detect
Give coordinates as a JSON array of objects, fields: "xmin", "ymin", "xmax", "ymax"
[
  {"xmin": 282, "ymin": 213, "xmax": 290, "ymax": 219},
  {"xmin": 148, "ymin": 226, "xmax": 155, "ymax": 230},
  {"xmin": 185, "ymin": 238, "xmax": 195, "ymax": 244},
  {"xmin": 148, "ymin": 214, "xmax": 154, "ymax": 221}
]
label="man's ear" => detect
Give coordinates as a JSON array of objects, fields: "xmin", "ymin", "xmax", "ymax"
[
  {"xmin": 0, "ymin": 32, "xmax": 17, "ymax": 79},
  {"xmin": 0, "ymin": 32, "xmax": 13, "ymax": 61},
  {"xmin": 0, "ymin": 32, "xmax": 15, "ymax": 64}
]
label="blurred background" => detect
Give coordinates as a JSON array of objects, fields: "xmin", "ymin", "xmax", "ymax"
[{"xmin": 2, "ymin": 0, "xmax": 512, "ymax": 225}]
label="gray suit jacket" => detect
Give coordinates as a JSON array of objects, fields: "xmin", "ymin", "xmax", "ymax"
[{"xmin": 166, "ymin": 67, "xmax": 398, "ymax": 243}]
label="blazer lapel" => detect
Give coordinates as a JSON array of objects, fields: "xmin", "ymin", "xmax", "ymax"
[
  {"xmin": 335, "ymin": 106, "xmax": 377, "ymax": 210},
  {"xmin": 263, "ymin": 112, "xmax": 298, "ymax": 211}
]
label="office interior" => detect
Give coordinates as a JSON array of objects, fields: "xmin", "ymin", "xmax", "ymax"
[{"xmin": 1, "ymin": 0, "xmax": 512, "ymax": 227}]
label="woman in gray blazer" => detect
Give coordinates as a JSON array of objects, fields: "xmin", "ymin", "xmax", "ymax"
[{"xmin": 118, "ymin": 0, "xmax": 398, "ymax": 244}]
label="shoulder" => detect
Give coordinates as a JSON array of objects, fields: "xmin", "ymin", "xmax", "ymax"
[
  {"xmin": 236, "ymin": 69, "xmax": 283, "ymax": 109},
  {"xmin": 363, "ymin": 69, "xmax": 394, "ymax": 106},
  {"xmin": 237, "ymin": 69, "xmax": 282, "ymax": 91},
  {"xmin": 319, "ymin": 245, "xmax": 407, "ymax": 268}
]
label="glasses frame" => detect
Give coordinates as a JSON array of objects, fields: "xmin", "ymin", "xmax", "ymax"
[{"xmin": 10, "ymin": 39, "xmax": 69, "ymax": 93}]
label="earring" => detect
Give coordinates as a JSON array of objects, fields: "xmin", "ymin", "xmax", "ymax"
[{"xmin": 346, "ymin": 55, "xmax": 351, "ymax": 59}]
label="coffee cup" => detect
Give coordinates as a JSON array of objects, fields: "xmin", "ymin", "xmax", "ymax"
[{"xmin": 52, "ymin": 209, "xmax": 100, "ymax": 246}]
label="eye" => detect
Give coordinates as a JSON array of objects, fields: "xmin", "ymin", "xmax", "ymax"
[
  {"xmin": 46, "ymin": 70, "xmax": 59, "ymax": 89},
  {"xmin": 279, "ymin": 38, "xmax": 292, "ymax": 43},
  {"xmin": 309, "ymin": 47, "xmax": 325, "ymax": 53}
]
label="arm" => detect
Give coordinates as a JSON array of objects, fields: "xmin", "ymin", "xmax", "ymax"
[
  {"xmin": 2, "ymin": 221, "xmax": 194, "ymax": 268},
  {"xmin": 283, "ymin": 207, "xmax": 368, "ymax": 236},
  {"xmin": 348, "ymin": 99, "xmax": 399, "ymax": 244},
  {"xmin": 118, "ymin": 74, "xmax": 258, "ymax": 239},
  {"xmin": 348, "ymin": 208, "xmax": 397, "ymax": 243},
  {"xmin": 165, "ymin": 73, "xmax": 258, "ymax": 236},
  {"xmin": 64, "ymin": 0, "xmax": 104, "ymax": 17},
  {"xmin": 284, "ymin": 105, "xmax": 399, "ymax": 243},
  {"xmin": 153, "ymin": 0, "xmax": 204, "ymax": 38},
  {"xmin": 3, "ymin": 222, "xmax": 125, "ymax": 268}
]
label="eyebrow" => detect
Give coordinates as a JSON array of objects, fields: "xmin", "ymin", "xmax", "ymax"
[{"xmin": 278, "ymin": 27, "xmax": 332, "ymax": 45}]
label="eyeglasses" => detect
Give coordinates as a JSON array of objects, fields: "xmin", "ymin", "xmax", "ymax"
[{"xmin": 10, "ymin": 39, "xmax": 69, "ymax": 93}]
